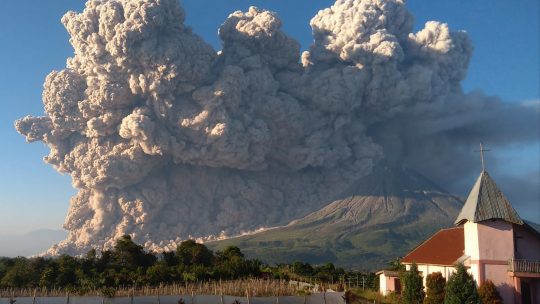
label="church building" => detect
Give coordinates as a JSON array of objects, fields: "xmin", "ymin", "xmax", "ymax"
[{"xmin": 378, "ymin": 168, "xmax": 540, "ymax": 304}]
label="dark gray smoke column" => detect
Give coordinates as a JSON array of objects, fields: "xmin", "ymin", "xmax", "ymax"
[{"xmin": 15, "ymin": 0, "xmax": 537, "ymax": 254}]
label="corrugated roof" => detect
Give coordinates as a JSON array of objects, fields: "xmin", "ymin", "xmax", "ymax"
[
  {"xmin": 402, "ymin": 227, "xmax": 464, "ymax": 266},
  {"xmin": 454, "ymin": 171, "xmax": 524, "ymax": 225}
]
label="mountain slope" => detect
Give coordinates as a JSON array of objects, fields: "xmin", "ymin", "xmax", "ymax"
[{"xmin": 208, "ymin": 166, "xmax": 463, "ymax": 270}]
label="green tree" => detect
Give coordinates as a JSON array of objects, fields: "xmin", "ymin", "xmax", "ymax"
[
  {"xmin": 478, "ymin": 280, "xmax": 503, "ymax": 304},
  {"xmin": 146, "ymin": 262, "xmax": 171, "ymax": 285},
  {"xmin": 0, "ymin": 258, "xmax": 32, "ymax": 288},
  {"xmin": 389, "ymin": 258, "xmax": 406, "ymax": 271},
  {"xmin": 176, "ymin": 240, "xmax": 213, "ymax": 266},
  {"xmin": 424, "ymin": 272, "xmax": 445, "ymax": 304},
  {"xmin": 402, "ymin": 262, "xmax": 425, "ymax": 304},
  {"xmin": 292, "ymin": 261, "xmax": 314, "ymax": 276},
  {"xmin": 162, "ymin": 251, "xmax": 177, "ymax": 267},
  {"xmin": 444, "ymin": 263, "xmax": 480, "ymax": 304},
  {"xmin": 112, "ymin": 235, "xmax": 156, "ymax": 270},
  {"xmin": 39, "ymin": 266, "xmax": 58, "ymax": 288},
  {"xmin": 216, "ymin": 246, "xmax": 244, "ymax": 260},
  {"xmin": 55, "ymin": 255, "xmax": 79, "ymax": 287},
  {"xmin": 0, "ymin": 236, "xmax": 271, "ymax": 290}
]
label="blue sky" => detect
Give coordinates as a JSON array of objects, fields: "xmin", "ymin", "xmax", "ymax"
[{"xmin": 0, "ymin": 0, "xmax": 538, "ymax": 235}]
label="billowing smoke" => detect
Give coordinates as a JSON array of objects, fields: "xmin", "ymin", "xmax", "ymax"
[{"xmin": 16, "ymin": 0, "xmax": 538, "ymax": 254}]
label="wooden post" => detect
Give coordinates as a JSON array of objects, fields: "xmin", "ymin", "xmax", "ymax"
[
  {"xmin": 220, "ymin": 279, "xmax": 223, "ymax": 302},
  {"xmin": 66, "ymin": 293, "xmax": 70, "ymax": 304},
  {"xmin": 362, "ymin": 276, "xmax": 365, "ymax": 291},
  {"xmin": 32, "ymin": 288, "xmax": 37, "ymax": 304},
  {"xmin": 157, "ymin": 293, "xmax": 160, "ymax": 304}
]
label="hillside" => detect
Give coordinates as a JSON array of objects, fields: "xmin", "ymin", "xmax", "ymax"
[{"xmin": 208, "ymin": 166, "xmax": 463, "ymax": 270}]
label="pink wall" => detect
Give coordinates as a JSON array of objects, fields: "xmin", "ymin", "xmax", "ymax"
[
  {"xmin": 387, "ymin": 276, "xmax": 396, "ymax": 291},
  {"xmin": 477, "ymin": 220, "xmax": 515, "ymax": 260},
  {"xmin": 484, "ymin": 264, "xmax": 515, "ymax": 304},
  {"xmin": 475, "ymin": 220, "xmax": 516, "ymax": 303}
]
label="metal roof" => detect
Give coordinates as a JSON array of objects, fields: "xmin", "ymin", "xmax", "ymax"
[{"xmin": 455, "ymin": 171, "xmax": 524, "ymax": 225}]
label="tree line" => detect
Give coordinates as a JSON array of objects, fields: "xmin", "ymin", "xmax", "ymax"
[{"xmin": 0, "ymin": 235, "xmax": 370, "ymax": 293}]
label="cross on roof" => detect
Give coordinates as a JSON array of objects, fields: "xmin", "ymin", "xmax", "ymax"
[{"xmin": 475, "ymin": 143, "xmax": 490, "ymax": 172}]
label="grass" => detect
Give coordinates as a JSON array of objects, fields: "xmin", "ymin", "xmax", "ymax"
[
  {"xmin": 347, "ymin": 288, "xmax": 402, "ymax": 304},
  {"xmin": 0, "ymin": 279, "xmax": 301, "ymax": 298}
]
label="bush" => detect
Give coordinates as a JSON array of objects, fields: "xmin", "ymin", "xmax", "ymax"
[
  {"xmin": 424, "ymin": 272, "xmax": 445, "ymax": 304},
  {"xmin": 402, "ymin": 262, "xmax": 425, "ymax": 304},
  {"xmin": 478, "ymin": 280, "xmax": 503, "ymax": 304},
  {"xmin": 342, "ymin": 290, "xmax": 360, "ymax": 304},
  {"xmin": 444, "ymin": 263, "xmax": 480, "ymax": 304},
  {"xmin": 100, "ymin": 287, "xmax": 116, "ymax": 298}
]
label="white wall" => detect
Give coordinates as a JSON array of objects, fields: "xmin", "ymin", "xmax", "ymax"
[
  {"xmin": 379, "ymin": 273, "xmax": 388, "ymax": 295},
  {"xmin": 464, "ymin": 222, "xmax": 480, "ymax": 260}
]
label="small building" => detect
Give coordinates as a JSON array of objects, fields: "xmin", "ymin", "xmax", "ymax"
[
  {"xmin": 376, "ymin": 270, "xmax": 402, "ymax": 296},
  {"xmin": 378, "ymin": 169, "xmax": 540, "ymax": 304}
]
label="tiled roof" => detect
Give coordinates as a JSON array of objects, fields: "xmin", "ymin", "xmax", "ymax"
[
  {"xmin": 401, "ymin": 227, "xmax": 464, "ymax": 266},
  {"xmin": 455, "ymin": 171, "xmax": 523, "ymax": 225}
]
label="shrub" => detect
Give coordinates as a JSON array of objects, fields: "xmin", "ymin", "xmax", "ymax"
[
  {"xmin": 444, "ymin": 263, "xmax": 480, "ymax": 304},
  {"xmin": 342, "ymin": 290, "xmax": 360, "ymax": 304},
  {"xmin": 402, "ymin": 262, "xmax": 425, "ymax": 304},
  {"xmin": 100, "ymin": 287, "xmax": 116, "ymax": 298},
  {"xmin": 478, "ymin": 280, "xmax": 503, "ymax": 304},
  {"xmin": 424, "ymin": 272, "xmax": 445, "ymax": 304}
]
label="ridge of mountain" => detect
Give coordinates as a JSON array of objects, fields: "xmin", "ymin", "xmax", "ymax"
[
  {"xmin": 0, "ymin": 229, "xmax": 68, "ymax": 257},
  {"xmin": 208, "ymin": 166, "xmax": 464, "ymax": 270}
]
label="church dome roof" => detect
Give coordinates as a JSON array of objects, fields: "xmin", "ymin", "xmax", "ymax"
[{"xmin": 455, "ymin": 170, "xmax": 524, "ymax": 225}]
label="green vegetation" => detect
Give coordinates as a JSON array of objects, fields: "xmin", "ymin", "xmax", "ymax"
[
  {"xmin": 208, "ymin": 220, "xmax": 445, "ymax": 271},
  {"xmin": 424, "ymin": 272, "xmax": 445, "ymax": 304},
  {"xmin": 347, "ymin": 288, "xmax": 401, "ymax": 304},
  {"xmin": 401, "ymin": 262, "xmax": 424, "ymax": 304},
  {"xmin": 444, "ymin": 263, "xmax": 480, "ymax": 304},
  {"xmin": 0, "ymin": 235, "xmax": 259, "ymax": 290},
  {"xmin": 478, "ymin": 280, "xmax": 503, "ymax": 304},
  {"xmin": 0, "ymin": 235, "xmax": 372, "ymax": 294}
]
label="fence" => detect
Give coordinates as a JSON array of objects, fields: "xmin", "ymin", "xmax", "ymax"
[
  {"xmin": 508, "ymin": 259, "xmax": 540, "ymax": 274},
  {"xmin": 0, "ymin": 293, "xmax": 345, "ymax": 304},
  {"xmin": 0, "ymin": 280, "xmax": 298, "ymax": 298}
]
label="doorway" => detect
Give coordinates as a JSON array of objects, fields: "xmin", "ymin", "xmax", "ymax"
[{"xmin": 521, "ymin": 282, "xmax": 531, "ymax": 304}]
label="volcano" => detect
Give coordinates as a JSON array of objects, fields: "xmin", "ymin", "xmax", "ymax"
[{"xmin": 208, "ymin": 166, "xmax": 464, "ymax": 270}]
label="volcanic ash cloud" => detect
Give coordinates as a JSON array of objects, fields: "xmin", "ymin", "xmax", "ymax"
[{"xmin": 15, "ymin": 0, "xmax": 537, "ymax": 254}]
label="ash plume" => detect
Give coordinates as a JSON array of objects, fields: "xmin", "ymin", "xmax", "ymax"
[{"xmin": 15, "ymin": 0, "xmax": 538, "ymax": 254}]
